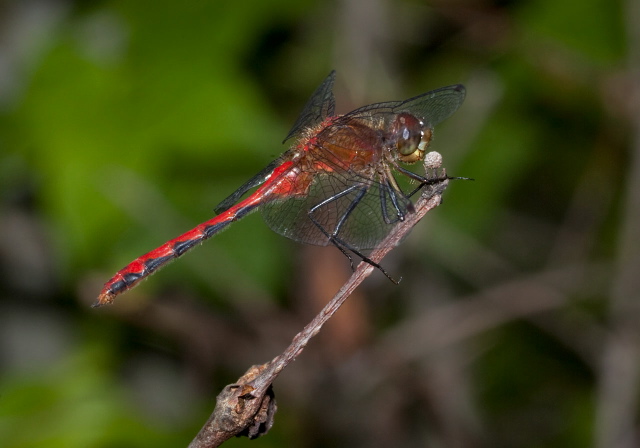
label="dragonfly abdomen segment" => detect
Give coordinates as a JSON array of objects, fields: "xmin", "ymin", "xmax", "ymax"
[{"xmin": 94, "ymin": 202, "xmax": 259, "ymax": 307}]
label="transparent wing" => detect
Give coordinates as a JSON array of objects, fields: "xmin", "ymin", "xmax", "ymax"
[
  {"xmin": 343, "ymin": 84, "xmax": 465, "ymax": 128},
  {"xmin": 215, "ymin": 72, "xmax": 337, "ymax": 215},
  {"xmin": 214, "ymin": 157, "xmax": 285, "ymax": 214},
  {"xmin": 262, "ymin": 85, "xmax": 466, "ymax": 250},
  {"xmin": 258, "ymin": 81, "xmax": 465, "ymax": 251},
  {"xmin": 282, "ymin": 71, "xmax": 336, "ymax": 143},
  {"xmin": 261, "ymin": 158, "xmax": 413, "ymax": 251}
]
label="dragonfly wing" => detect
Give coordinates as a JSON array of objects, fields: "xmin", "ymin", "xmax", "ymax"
[
  {"xmin": 282, "ymin": 71, "xmax": 336, "ymax": 143},
  {"xmin": 261, "ymin": 166, "xmax": 413, "ymax": 251},
  {"xmin": 262, "ymin": 81, "xmax": 464, "ymax": 251},
  {"xmin": 345, "ymin": 84, "xmax": 465, "ymax": 128},
  {"xmin": 214, "ymin": 156, "xmax": 285, "ymax": 214}
]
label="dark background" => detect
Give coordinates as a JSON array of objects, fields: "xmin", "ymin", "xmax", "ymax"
[{"xmin": 1, "ymin": 0, "xmax": 637, "ymax": 447}]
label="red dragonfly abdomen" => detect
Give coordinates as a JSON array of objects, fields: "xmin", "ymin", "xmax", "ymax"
[
  {"xmin": 95, "ymin": 160, "xmax": 301, "ymax": 307},
  {"xmin": 94, "ymin": 200, "xmax": 260, "ymax": 307}
]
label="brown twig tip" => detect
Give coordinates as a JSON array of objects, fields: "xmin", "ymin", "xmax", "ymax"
[{"xmin": 189, "ymin": 364, "xmax": 277, "ymax": 448}]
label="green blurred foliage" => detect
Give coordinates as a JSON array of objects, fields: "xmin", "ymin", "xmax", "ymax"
[{"xmin": 0, "ymin": 0, "xmax": 634, "ymax": 446}]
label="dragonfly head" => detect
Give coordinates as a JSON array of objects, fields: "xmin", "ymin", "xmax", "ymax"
[{"xmin": 393, "ymin": 113, "xmax": 432, "ymax": 164}]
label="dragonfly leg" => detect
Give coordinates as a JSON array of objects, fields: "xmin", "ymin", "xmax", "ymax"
[
  {"xmin": 333, "ymin": 234, "xmax": 400, "ymax": 284},
  {"xmin": 394, "ymin": 165, "xmax": 449, "ymax": 198},
  {"xmin": 307, "ymin": 184, "xmax": 366, "ymax": 246},
  {"xmin": 307, "ymin": 184, "xmax": 358, "ymax": 240},
  {"xmin": 308, "ymin": 184, "xmax": 400, "ymax": 284},
  {"xmin": 379, "ymin": 180, "xmax": 407, "ymax": 225},
  {"xmin": 333, "ymin": 242, "xmax": 356, "ymax": 271}
]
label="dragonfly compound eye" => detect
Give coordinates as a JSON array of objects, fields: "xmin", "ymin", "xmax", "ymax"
[{"xmin": 394, "ymin": 113, "xmax": 427, "ymax": 164}]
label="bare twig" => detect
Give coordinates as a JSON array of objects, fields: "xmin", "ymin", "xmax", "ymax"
[{"xmin": 188, "ymin": 161, "xmax": 450, "ymax": 448}]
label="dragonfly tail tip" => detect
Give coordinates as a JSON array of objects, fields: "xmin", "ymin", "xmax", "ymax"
[{"xmin": 92, "ymin": 291, "xmax": 115, "ymax": 308}]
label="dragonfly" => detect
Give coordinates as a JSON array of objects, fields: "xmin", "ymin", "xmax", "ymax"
[{"xmin": 95, "ymin": 71, "xmax": 465, "ymax": 307}]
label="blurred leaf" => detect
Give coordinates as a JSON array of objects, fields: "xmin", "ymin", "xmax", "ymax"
[{"xmin": 517, "ymin": 0, "xmax": 625, "ymax": 63}]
